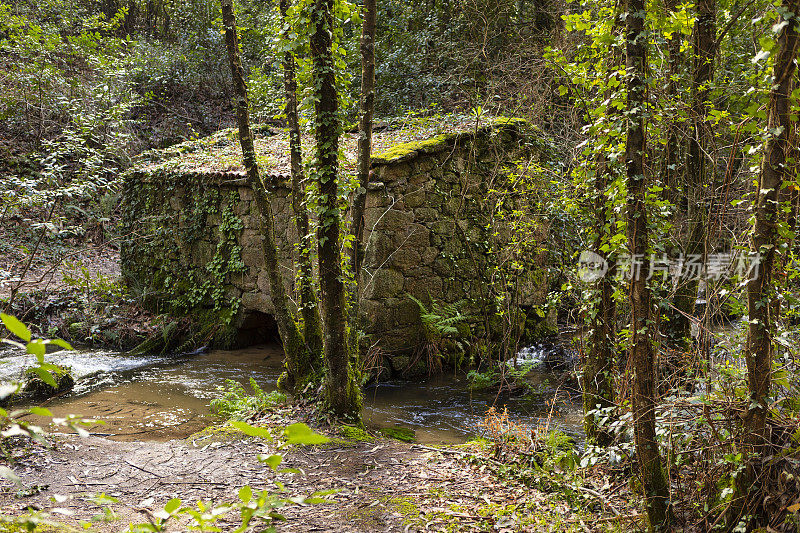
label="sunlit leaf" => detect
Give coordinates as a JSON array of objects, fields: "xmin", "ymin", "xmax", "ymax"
[
  {"xmin": 164, "ymin": 497, "xmax": 182, "ymax": 514},
  {"xmin": 0, "ymin": 384, "xmax": 19, "ymax": 400},
  {"xmin": 32, "ymin": 367, "xmax": 57, "ymax": 388},
  {"xmin": 1, "ymin": 314, "xmax": 31, "ymax": 342},
  {"xmin": 283, "ymin": 423, "xmax": 329, "ymax": 445},
  {"xmin": 258, "ymin": 454, "xmax": 283, "ymax": 470},
  {"xmin": 230, "ymin": 421, "xmax": 273, "ymax": 441},
  {"xmin": 0, "ymin": 466, "xmax": 21, "ymax": 487},
  {"xmin": 48, "ymin": 338, "xmax": 74, "ymax": 351},
  {"xmin": 26, "ymin": 339, "xmax": 46, "ymax": 358}
]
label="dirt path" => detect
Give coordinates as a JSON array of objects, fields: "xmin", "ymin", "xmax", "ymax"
[{"xmin": 0, "ymin": 424, "xmax": 630, "ymax": 532}]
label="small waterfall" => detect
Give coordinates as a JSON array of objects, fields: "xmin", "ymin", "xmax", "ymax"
[{"xmin": 510, "ymin": 341, "xmax": 576, "ymax": 371}]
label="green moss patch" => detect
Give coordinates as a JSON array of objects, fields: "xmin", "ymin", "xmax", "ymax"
[
  {"xmin": 338, "ymin": 425, "xmax": 374, "ymax": 442},
  {"xmin": 21, "ymin": 365, "xmax": 74, "ymax": 401},
  {"xmin": 379, "ymin": 426, "xmax": 416, "ymax": 443}
]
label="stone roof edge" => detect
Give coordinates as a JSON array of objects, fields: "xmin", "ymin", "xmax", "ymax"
[{"xmin": 369, "ymin": 117, "xmax": 529, "ymax": 167}]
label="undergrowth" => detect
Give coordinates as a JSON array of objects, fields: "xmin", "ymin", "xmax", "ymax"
[{"xmin": 210, "ymin": 378, "xmax": 286, "ymax": 420}]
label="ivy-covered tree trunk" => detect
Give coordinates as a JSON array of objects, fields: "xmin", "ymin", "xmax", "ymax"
[
  {"xmin": 730, "ymin": 4, "xmax": 800, "ymax": 525},
  {"xmin": 279, "ymin": 0, "xmax": 324, "ymax": 360},
  {"xmin": 347, "ymin": 0, "xmax": 377, "ymax": 361},
  {"xmin": 671, "ymin": 0, "xmax": 716, "ymax": 351},
  {"xmin": 624, "ymin": 0, "xmax": 672, "ymax": 529},
  {"xmin": 220, "ymin": 0, "xmax": 314, "ymax": 390},
  {"xmin": 310, "ymin": 0, "xmax": 362, "ymax": 420}
]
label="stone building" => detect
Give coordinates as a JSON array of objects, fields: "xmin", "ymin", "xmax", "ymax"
[{"xmin": 121, "ymin": 116, "xmax": 552, "ymax": 371}]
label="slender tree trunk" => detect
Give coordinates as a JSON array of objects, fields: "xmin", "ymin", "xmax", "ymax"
[
  {"xmin": 624, "ymin": 0, "xmax": 672, "ymax": 528},
  {"xmin": 220, "ymin": 0, "xmax": 313, "ymax": 390},
  {"xmin": 662, "ymin": 0, "xmax": 682, "ymax": 199},
  {"xmin": 729, "ymin": 7, "xmax": 800, "ymax": 526},
  {"xmin": 672, "ymin": 0, "xmax": 716, "ymax": 351},
  {"xmin": 745, "ymin": 0, "xmax": 799, "ymax": 467},
  {"xmin": 310, "ymin": 0, "xmax": 362, "ymax": 420},
  {"xmin": 347, "ymin": 0, "xmax": 377, "ymax": 362},
  {"xmin": 660, "ymin": 0, "xmax": 689, "ymax": 348},
  {"xmin": 280, "ymin": 0, "xmax": 324, "ymax": 360}
]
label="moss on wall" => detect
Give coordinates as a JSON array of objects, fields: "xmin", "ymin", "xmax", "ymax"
[{"xmin": 121, "ymin": 116, "xmax": 555, "ymax": 360}]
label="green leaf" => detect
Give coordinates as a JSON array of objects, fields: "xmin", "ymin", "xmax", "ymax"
[
  {"xmin": 163, "ymin": 497, "xmax": 181, "ymax": 514},
  {"xmin": 28, "ymin": 407, "xmax": 53, "ymax": 417},
  {"xmin": 0, "ymin": 466, "xmax": 22, "ymax": 487},
  {"xmin": 32, "ymin": 368, "xmax": 57, "ymax": 388},
  {"xmin": 1, "ymin": 314, "xmax": 31, "ymax": 342},
  {"xmin": 48, "ymin": 338, "xmax": 74, "ymax": 351},
  {"xmin": 238, "ymin": 485, "xmax": 252, "ymax": 503},
  {"xmin": 283, "ymin": 423, "xmax": 330, "ymax": 445},
  {"xmin": 0, "ymin": 384, "xmax": 18, "ymax": 400},
  {"xmin": 258, "ymin": 454, "xmax": 283, "ymax": 470},
  {"xmin": 26, "ymin": 339, "xmax": 46, "ymax": 358},
  {"xmin": 230, "ymin": 421, "xmax": 273, "ymax": 441}
]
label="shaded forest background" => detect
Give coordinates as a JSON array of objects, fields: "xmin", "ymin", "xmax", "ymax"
[{"xmin": 4, "ymin": 0, "xmax": 800, "ymax": 530}]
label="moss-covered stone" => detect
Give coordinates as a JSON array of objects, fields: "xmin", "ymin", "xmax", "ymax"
[
  {"xmin": 338, "ymin": 425, "xmax": 374, "ymax": 442},
  {"xmin": 22, "ymin": 365, "xmax": 74, "ymax": 401},
  {"xmin": 379, "ymin": 426, "xmax": 417, "ymax": 442}
]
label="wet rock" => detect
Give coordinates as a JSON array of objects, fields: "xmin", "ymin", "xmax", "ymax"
[{"xmin": 20, "ymin": 365, "xmax": 75, "ymax": 402}]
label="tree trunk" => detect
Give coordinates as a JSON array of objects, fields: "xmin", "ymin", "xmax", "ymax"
[
  {"xmin": 729, "ymin": 6, "xmax": 800, "ymax": 526},
  {"xmin": 671, "ymin": 0, "xmax": 716, "ymax": 352},
  {"xmin": 662, "ymin": 0, "xmax": 682, "ymax": 199},
  {"xmin": 220, "ymin": 0, "xmax": 313, "ymax": 390},
  {"xmin": 310, "ymin": 0, "xmax": 362, "ymax": 420},
  {"xmin": 660, "ymin": 0, "xmax": 688, "ymax": 348},
  {"xmin": 745, "ymin": 0, "xmax": 800, "ymax": 464},
  {"xmin": 347, "ymin": 0, "xmax": 377, "ymax": 362},
  {"xmin": 280, "ymin": 0, "xmax": 324, "ymax": 360},
  {"xmin": 624, "ymin": 0, "xmax": 673, "ymax": 528}
]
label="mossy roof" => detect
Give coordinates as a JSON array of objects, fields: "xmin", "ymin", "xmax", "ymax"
[{"xmin": 134, "ymin": 115, "xmax": 529, "ymax": 178}]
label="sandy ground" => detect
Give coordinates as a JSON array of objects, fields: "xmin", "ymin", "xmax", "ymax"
[{"xmin": 0, "ymin": 424, "xmax": 636, "ymax": 532}]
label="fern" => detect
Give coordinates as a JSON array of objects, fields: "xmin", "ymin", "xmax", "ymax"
[{"xmin": 407, "ymin": 295, "xmax": 469, "ymax": 341}]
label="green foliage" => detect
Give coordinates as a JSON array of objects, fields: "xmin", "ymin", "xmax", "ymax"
[
  {"xmin": 283, "ymin": 422, "xmax": 330, "ymax": 445},
  {"xmin": 409, "ymin": 294, "xmax": 469, "ymax": 339},
  {"xmin": 379, "ymin": 426, "xmax": 416, "ymax": 443},
  {"xmin": 124, "ymin": 478, "xmax": 334, "ymax": 532},
  {"xmin": 466, "ymin": 367, "xmax": 499, "ymax": 390},
  {"xmin": 338, "ymin": 425, "xmax": 373, "ymax": 442},
  {"xmin": 408, "ymin": 295, "xmax": 471, "ymax": 370},
  {"xmin": 0, "ymin": 0, "xmax": 138, "ymax": 234},
  {"xmin": 373, "ymin": 0, "xmax": 561, "ymax": 115},
  {"xmin": 0, "ymin": 314, "xmax": 95, "ymax": 489},
  {"xmin": 61, "ymin": 261, "xmax": 127, "ymax": 302},
  {"xmin": 210, "ymin": 378, "xmax": 286, "ymax": 420}
]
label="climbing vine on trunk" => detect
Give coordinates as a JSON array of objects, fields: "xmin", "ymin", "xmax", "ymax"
[
  {"xmin": 624, "ymin": 0, "xmax": 673, "ymax": 528},
  {"xmin": 220, "ymin": 0, "xmax": 316, "ymax": 391},
  {"xmin": 309, "ymin": 0, "xmax": 362, "ymax": 421}
]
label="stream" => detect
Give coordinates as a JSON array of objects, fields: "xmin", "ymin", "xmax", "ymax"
[{"xmin": 1, "ymin": 344, "xmax": 583, "ymax": 444}]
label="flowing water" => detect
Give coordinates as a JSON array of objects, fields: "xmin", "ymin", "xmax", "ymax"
[{"xmin": 2, "ymin": 344, "xmax": 583, "ymax": 444}]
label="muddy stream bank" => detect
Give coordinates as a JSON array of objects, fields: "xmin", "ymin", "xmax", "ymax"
[{"xmin": 3, "ymin": 344, "xmax": 583, "ymax": 444}]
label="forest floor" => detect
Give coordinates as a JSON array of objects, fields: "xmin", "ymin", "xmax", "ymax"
[
  {"xmin": 0, "ymin": 228, "xmax": 643, "ymax": 532},
  {"xmin": 0, "ymin": 417, "xmax": 643, "ymax": 533}
]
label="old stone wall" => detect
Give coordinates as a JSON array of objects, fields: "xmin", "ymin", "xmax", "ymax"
[{"xmin": 121, "ymin": 119, "xmax": 551, "ymax": 361}]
